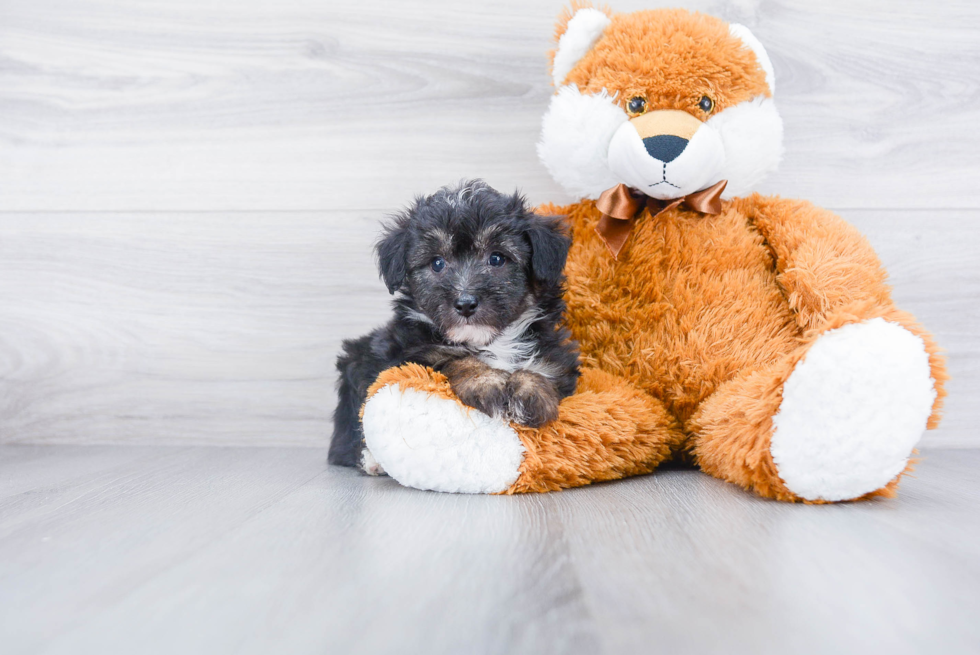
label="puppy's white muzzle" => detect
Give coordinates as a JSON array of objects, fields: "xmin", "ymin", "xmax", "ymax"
[{"xmin": 607, "ymin": 110, "xmax": 726, "ymax": 200}]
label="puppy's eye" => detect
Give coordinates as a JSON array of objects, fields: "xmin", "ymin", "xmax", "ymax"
[
  {"xmin": 430, "ymin": 256, "xmax": 446, "ymax": 273},
  {"xmin": 698, "ymin": 96, "xmax": 714, "ymax": 113},
  {"xmin": 488, "ymin": 252, "xmax": 505, "ymax": 267},
  {"xmin": 626, "ymin": 97, "xmax": 647, "ymax": 116}
]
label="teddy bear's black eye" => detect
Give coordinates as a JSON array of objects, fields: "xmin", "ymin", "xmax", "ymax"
[
  {"xmin": 431, "ymin": 256, "xmax": 446, "ymax": 273},
  {"xmin": 488, "ymin": 252, "xmax": 505, "ymax": 267},
  {"xmin": 627, "ymin": 97, "xmax": 647, "ymax": 115},
  {"xmin": 699, "ymin": 96, "xmax": 714, "ymax": 113}
]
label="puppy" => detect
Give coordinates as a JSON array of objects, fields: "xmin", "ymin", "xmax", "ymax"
[{"xmin": 329, "ymin": 180, "xmax": 580, "ymax": 474}]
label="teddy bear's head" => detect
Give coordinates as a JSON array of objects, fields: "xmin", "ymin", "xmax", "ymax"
[{"xmin": 538, "ymin": 6, "xmax": 782, "ymax": 201}]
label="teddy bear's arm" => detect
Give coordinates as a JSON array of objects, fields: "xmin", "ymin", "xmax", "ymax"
[
  {"xmin": 743, "ymin": 194, "xmax": 947, "ymax": 428},
  {"xmin": 741, "ymin": 195, "xmax": 894, "ymax": 332}
]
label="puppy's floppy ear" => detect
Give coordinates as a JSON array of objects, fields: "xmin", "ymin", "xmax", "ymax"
[
  {"xmin": 526, "ymin": 212, "xmax": 571, "ymax": 287},
  {"xmin": 375, "ymin": 221, "xmax": 410, "ymax": 294}
]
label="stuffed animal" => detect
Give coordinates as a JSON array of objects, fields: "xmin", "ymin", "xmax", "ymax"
[{"xmin": 357, "ymin": 6, "xmax": 947, "ymax": 502}]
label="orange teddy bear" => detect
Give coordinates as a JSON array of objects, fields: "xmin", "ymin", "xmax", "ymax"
[{"xmin": 358, "ymin": 6, "xmax": 947, "ymax": 502}]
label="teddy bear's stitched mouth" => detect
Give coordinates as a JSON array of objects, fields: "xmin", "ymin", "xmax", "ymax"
[{"xmin": 646, "ymin": 162, "xmax": 681, "ymax": 190}]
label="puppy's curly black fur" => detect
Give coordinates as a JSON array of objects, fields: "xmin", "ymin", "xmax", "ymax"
[{"xmin": 329, "ymin": 180, "xmax": 580, "ymax": 474}]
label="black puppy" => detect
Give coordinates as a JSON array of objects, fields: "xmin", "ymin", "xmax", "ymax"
[{"xmin": 329, "ymin": 180, "xmax": 580, "ymax": 474}]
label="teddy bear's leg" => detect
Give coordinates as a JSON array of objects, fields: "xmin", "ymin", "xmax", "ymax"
[
  {"xmin": 689, "ymin": 313, "xmax": 944, "ymax": 502},
  {"xmin": 507, "ymin": 367, "xmax": 686, "ymax": 493},
  {"xmin": 360, "ymin": 364, "xmax": 684, "ymax": 494}
]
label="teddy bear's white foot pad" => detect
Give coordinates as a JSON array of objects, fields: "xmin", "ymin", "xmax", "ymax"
[
  {"xmin": 361, "ymin": 384, "xmax": 525, "ymax": 494},
  {"xmin": 770, "ymin": 318, "xmax": 936, "ymax": 502}
]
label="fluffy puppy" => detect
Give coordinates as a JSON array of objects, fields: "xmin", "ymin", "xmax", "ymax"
[{"xmin": 329, "ymin": 180, "xmax": 580, "ymax": 474}]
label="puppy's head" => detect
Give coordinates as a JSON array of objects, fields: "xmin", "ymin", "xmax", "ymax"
[{"xmin": 377, "ymin": 180, "xmax": 569, "ymax": 346}]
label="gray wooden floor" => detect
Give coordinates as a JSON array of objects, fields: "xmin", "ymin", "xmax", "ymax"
[{"xmin": 1, "ymin": 445, "xmax": 978, "ymax": 655}]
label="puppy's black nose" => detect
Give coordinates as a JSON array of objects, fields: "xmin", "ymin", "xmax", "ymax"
[
  {"xmin": 454, "ymin": 294, "xmax": 479, "ymax": 317},
  {"xmin": 642, "ymin": 134, "xmax": 688, "ymax": 163}
]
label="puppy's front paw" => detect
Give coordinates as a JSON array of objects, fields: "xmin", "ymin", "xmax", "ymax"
[
  {"xmin": 505, "ymin": 370, "xmax": 560, "ymax": 427},
  {"xmin": 443, "ymin": 357, "xmax": 510, "ymax": 418},
  {"xmin": 359, "ymin": 447, "xmax": 386, "ymax": 476}
]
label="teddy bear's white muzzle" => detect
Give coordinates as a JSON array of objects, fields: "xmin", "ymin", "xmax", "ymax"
[{"xmin": 607, "ymin": 119, "xmax": 726, "ymax": 200}]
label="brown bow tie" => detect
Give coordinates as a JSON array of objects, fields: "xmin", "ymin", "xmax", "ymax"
[{"xmin": 594, "ymin": 180, "xmax": 728, "ymax": 259}]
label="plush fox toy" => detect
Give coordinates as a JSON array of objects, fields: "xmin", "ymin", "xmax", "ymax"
[{"xmin": 357, "ymin": 6, "xmax": 947, "ymax": 502}]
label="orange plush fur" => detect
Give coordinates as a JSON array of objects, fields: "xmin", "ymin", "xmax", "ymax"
[
  {"xmin": 365, "ymin": 7, "xmax": 947, "ymax": 501},
  {"xmin": 558, "ymin": 9, "xmax": 770, "ymax": 116}
]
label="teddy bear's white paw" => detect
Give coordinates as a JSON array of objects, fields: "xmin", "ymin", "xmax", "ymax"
[
  {"xmin": 770, "ymin": 318, "xmax": 936, "ymax": 501},
  {"xmin": 361, "ymin": 384, "xmax": 526, "ymax": 494}
]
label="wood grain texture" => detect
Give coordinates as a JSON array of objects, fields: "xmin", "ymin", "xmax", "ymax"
[
  {"xmin": 0, "ymin": 208, "xmax": 975, "ymax": 447},
  {"xmin": 1, "ymin": 445, "xmax": 978, "ymax": 655},
  {"xmin": 0, "ymin": 0, "xmax": 977, "ymax": 446},
  {"xmin": 0, "ymin": 211, "xmax": 388, "ymax": 446},
  {"xmin": 1, "ymin": 0, "xmax": 979, "ymax": 211}
]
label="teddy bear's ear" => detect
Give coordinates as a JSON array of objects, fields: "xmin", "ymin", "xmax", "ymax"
[
  {"xmin": 550, "ymin": 6, "xmax": 611, "ymax": 87},
  {"xmin": 729, "ymin": 24, "xmax": 776, "ymax": 94}
]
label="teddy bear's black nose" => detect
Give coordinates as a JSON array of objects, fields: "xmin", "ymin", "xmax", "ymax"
[
  {"xmin": 454, "ymin": 294, "xmax": 479, "ymax": 317},
  {"xmin": 642, "ymin": 134, "xmax": 689, "ymax": 163}
]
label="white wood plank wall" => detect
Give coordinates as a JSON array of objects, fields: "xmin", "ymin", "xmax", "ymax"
[{"xmin": 1, "ymin": 0, "xmax": 978, "ymax": 446}]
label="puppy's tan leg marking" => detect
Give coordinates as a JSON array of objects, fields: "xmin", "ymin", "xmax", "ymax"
[
  {"xmin": 442, "ymin": 357, "xmax": 510, "ymax": 419},
  {"xmin": 505, "ymin": 370, "xmax": 560, "ymax": 427}
]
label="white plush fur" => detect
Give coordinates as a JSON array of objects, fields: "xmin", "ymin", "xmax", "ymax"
[
  {"xmin": 537, "ymin": 85, "xmax": 627, "ymax": 200},
  {"xmin": 607, "ymin": 114, "xmax": 726, "ymax": 200},
  {"xmin": 362, "ymin": 385, "xmax": 525, "ymax": 494},
  {"xmin": 770, "ymin": 319, "xmax": 936, "ymax": 502},
  {"xmin": 706, "ymin": 95, "xmax": 784, "ymax": 199},
  {"xmin": 729, "ymin": 24, "xmax": 775, "ymax": 93},
  {"xmin": 551, "ymin": 9, "xmax": 611, "ymax": 87}
]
